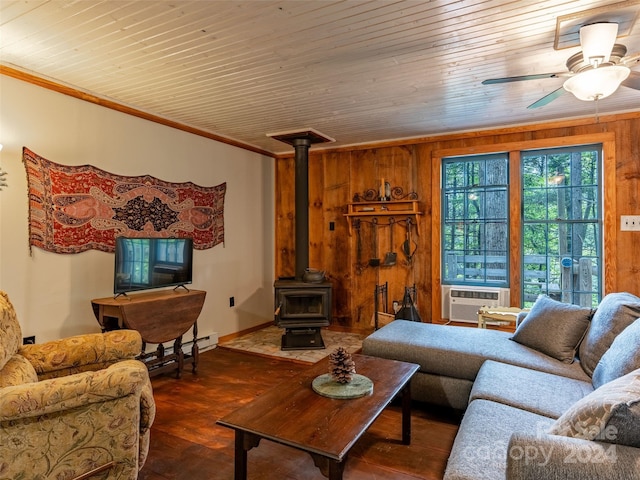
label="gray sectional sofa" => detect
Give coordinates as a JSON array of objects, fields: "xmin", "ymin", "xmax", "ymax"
[{"xmin": 362, "ymin": 292, "xmax": 640, "ymax": 479}]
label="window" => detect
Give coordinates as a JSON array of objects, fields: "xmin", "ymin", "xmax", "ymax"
[
  {"xmin": 442, "ymin": 153, "xmax": 509, "ymax": 286},
  {"xmin": 521, "ymin": 145, "xmax": 601, "ymax": 307},
  {"xmin": 441, "ymin": 143, "xmax": 603, "ymax": 308}
]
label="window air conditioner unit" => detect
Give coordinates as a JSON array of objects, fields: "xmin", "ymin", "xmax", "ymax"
[{"xmin": 442, "ymin": 285, "xmax": 510, "ymax": 323}]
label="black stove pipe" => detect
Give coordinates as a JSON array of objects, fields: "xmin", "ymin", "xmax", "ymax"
[{"xmin": 293, "ymin": 137, "xmax": 311, "ymax": 281}]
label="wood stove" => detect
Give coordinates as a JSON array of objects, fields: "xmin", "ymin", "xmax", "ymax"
[
  {"xmin": 274, "ymin": 279, "xmax": 332, "ymax": 350},
  {"xmin": 268, "ymin": 128, "xmax": 335, "ymax": 350}
]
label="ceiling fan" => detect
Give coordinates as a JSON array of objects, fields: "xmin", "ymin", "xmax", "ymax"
[{"xmin": 482, "ymin": 22, "xmax": 640, "ymax": 109}]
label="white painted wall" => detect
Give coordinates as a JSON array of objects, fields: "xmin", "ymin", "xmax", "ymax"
[{"xmin": 0, "ymin": 75, "xmax": 275, "ymax": 344}]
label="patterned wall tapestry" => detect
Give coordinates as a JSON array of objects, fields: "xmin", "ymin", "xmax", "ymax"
[{"xmin": 23, "ymin": 147, "xmax": 226, "ymax": 254}]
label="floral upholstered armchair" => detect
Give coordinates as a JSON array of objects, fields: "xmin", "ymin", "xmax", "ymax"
[{"xmin": 0, "ymin": 291, "xmax": 155, "ymax": 480}]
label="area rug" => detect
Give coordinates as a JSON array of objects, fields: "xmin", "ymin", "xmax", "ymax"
[
  {"xmin": 218, "ymin": 326, "xmax": 365, "ymax": 364},
  {"xmin": 23, "ymin": 147, "xmax": 226, "ymax": 254}
]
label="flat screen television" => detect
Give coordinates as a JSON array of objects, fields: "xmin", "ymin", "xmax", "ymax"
[{"xmin": 114, "ymin": 237, "xmax": 193, "ymax": 295}]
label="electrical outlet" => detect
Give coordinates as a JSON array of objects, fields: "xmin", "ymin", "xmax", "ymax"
[
  {"xmin": 620, "ymin": 215, "xmax": 640, "ymax": 231},
  {"xmin": 23, "ymin": 335, "xmax": 35, "ymax": 345},
  {"xmin": 229, "ymin": 296, "xmax": 235, "ymax": 307}
]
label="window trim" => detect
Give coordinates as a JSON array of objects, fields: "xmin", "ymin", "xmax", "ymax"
[{"xmin": 430, "ymin": 133, "xmax": 616, "ymax": 322}]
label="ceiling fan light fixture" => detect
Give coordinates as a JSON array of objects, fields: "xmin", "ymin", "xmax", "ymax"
[
  {"xmin": 563, "ymin": 65, "xmax": 630, "ymax": 101},
  {"xmin": 580, "ymin": 23, "xmax": 618, "ymax": 67}
]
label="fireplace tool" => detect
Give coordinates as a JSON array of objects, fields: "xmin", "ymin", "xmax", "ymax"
[
  {"xmin": 369, "ymin": 218, "xmax": 380, "ymax": 267},
  {"xmin": 394, "ymin": 284, "xmax": 421, "ymax": 322},
  {"xmin": 373, "ymin": 282, "xmax": 389, "ymax": 330},
  {"xmin": 382, "ymin": 218, "xmax": 397, "ymax": 266},
  {"xmin": 355, "ymin": 219, "xmax": 363, "ymax": 270},
  {"xmin": 402, "ymin": 217, "xmax": 418, "ymax": 265}
]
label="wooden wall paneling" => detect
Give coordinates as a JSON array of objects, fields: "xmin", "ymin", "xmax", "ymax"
[
  {"xmin": 349, "ymin": 149, "xmax": 381, "ymax": 329},
  {"xmin": 602, "ymin": 133, "xmax": 618, "ymax": 295},
  {"xmin": 319, "ymin": 150, "xmax": 352, "ymax": 326},
  {"xmin": 374, "ymin": 147, "xmax": 390, "ymax": 272},
  {"xmin": 430, "ymin": 143, "xmax": 444, "ymax": 324},
  {"xmin": 508, "ymin": 151, "xmax": 523, "ymax": 307},
  {"xmin": 307, "ymin": 151, "xmax": 325, "ymax": 272},
  {"xmin": 275, "ymin": 157, "xmax": 295, "ymax": 278},
  {"xmin": 415, "ymin": 144, "xmax": 434, "ymax": 322},
  {"xmin": 622, "ymin": 118, "xmax": 640, "ymax": 295},
  {"xmin": 605, "ymin": 119, "xmax": 640, "ymax": 295},
  {"xmin": 597, "ymin": 119, "xmax": 638, "ymax": 295},
  {"xmin": 392, "ymin": 146, "xmax": 421, "ymax": 320},
  {"xmin": 496, "ymin": 132, "xmax": 534, "ymax": 145},
  {"xmin": 350, "ymin": 149, "xmax": 378, "ymax": 200}
]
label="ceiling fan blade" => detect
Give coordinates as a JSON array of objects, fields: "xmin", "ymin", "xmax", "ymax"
[
  {"xmin": 622, "ymin": 71, "xmax": 640, "ymax": 90},
  {"xmin": 482, "ymin": 73, "xmax": 566, "ymax": 85},
  {"xmin": 527, "ymin": 87, "xmax": 566, "ymax": 109},
  {"xmin": 621, "ymin": 51, "xmax": 640, "ymax": 67}
]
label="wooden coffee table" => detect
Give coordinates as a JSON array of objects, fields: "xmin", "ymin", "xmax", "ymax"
[{"xmin": 217, "ymin": 354, "xmax": 419, "ymax": 480}]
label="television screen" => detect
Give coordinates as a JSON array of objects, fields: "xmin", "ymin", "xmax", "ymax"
[{"xmin": 114, "ymin": 237, "xmax": 193, "ymax": 294}]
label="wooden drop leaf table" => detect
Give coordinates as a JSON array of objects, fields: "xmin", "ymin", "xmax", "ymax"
[{"xmin": 91, "ymin": 288, "xmax": 206, "ymax": 377}]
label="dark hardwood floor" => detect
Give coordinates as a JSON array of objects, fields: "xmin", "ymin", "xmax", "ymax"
[{"xmin": 139, "ymin": 347, "xmax": 460, "ymax": 480}]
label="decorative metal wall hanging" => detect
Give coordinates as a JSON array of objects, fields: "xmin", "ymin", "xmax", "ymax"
[{"xmin": 352, "ymin": 184, "xmax": 418, "ymax": 202}]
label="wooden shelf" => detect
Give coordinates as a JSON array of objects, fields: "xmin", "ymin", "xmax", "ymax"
[{"xmin": 344, "ymin": 200, "xmax": 422, "ymax": 235}]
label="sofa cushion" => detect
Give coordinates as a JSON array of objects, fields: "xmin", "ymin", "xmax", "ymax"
[
  {"xmin": 444, "ymin": 399, "xmax": 555, "ymax": 480},
  {"xmin": 0, "ymin": 291, "xmax": 22, "ymax": 371},
  {"xmin": 592, "ymin": 318, "xmax": 640, "ymax": 389},
  {"xmin": 470, "ymin": 360, "xmax": 594, "ymax": 418},
  {"xmin": 507, "ymin": 433, "xmax": 640, "ymax": 480},
  {"xmin": 410, "ymin": 371, "xmax": 474, "ymax": 410},
  {"xmin": 511, "ymin": 295, "xmax": 592, "ymax": 363},
  {"xmin": 548, "ymin": 368, "xmax": 640, "ymax": 448},
  {"xmin": 362, "ymin": 320, "xmax": 590, "ymax": 382},
  {"xmin": 579, "ymin": 292, "xmax": 640, "ymax": 377}
]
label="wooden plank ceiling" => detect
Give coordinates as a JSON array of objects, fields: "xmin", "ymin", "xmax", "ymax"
[{"xmin": 1, "ymin": 0, "xmax": 639, "ymax": 154}]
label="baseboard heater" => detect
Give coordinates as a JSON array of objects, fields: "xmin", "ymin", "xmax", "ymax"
[{"xmin": 145, "ymin": 334, "xmax": 218, "ymax": 356}]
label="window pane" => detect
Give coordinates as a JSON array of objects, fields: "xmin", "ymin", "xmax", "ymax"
[
  {"xmin": 442, "ymin": 153, "xmax": 509, "ymax": 286},
  {"xmin": 521, "ymin": 144, "xmax": 602, "ymax": 308}
]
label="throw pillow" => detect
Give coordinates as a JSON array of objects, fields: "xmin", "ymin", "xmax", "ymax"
[
  {"xmin": 579, "ymin": 292, "xmax": 640, "ymax": 377},
  {"xmin": 548, "ymin": 368, "xmax": 640, "ymax": 448},
  {"xmin": 511, "ymin": 295, "xmax": 592, "ymax": 363},
  {"xmin": 592, "ymin": 318, "xmax": 640, "ymax": 389}
]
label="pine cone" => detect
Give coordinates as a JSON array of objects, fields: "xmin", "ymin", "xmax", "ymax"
[{"xmin": 329, "ymin": 346, "xmax": 356, "ymax": 384}]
